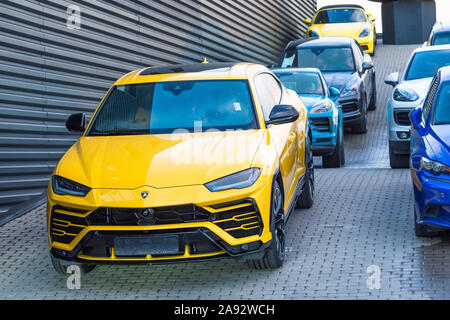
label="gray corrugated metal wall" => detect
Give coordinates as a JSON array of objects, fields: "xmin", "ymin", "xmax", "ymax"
[{"xmin": 0, "ymin": 0, "xmax": 316, "ymax": 225}]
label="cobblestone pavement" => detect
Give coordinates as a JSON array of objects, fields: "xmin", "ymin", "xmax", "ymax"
[{"xmin": 3, "ymin": 44, "xmax": 449, "ymax": 300}]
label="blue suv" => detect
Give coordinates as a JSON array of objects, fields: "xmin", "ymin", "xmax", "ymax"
[
  {"xmin": 272, "ymin": 68, "xmax": 345, "ymax": 168},
  {"xmin": 410, "ymin": 66, "xmax": 450, "ymax": 237}
]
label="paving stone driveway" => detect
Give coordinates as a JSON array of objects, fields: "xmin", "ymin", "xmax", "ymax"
[{"xmin": 2, "ymin": 44, "xmax": 449, "ymax": 300}]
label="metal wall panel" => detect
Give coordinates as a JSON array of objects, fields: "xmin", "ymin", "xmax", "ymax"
[{"xmin": 0, "ymin": 0, "xmax": 317, "ymax": 225}]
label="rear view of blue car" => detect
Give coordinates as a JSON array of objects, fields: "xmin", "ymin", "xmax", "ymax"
[
  {"xmin": 410, "ymin": 66, "xmax": 450, "ymax": 237},
  {"xmin": 272, "ymin": 68, "xmax": 345, "ymax": 168}
]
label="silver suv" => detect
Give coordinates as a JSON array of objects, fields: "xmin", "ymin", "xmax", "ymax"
[{"xmin": 385, "ymin": 45, "xmax": 450, "ymax": 168}]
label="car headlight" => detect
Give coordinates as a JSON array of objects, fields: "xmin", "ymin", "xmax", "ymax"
[
  {"xmin": 52, "ymin": 175, "xmax": 91, "ymax": 197},
  {"xmin": 359, "ymin": 28, "xmax": 371, "ymax": 38},
  {"xmin": 310, "ymin": 100, "xmax": 332, "ymax": 113},
  {"xmin": 204, "ymin": 168, "xmax": 262, "ymax": 192},
  {"xmin": 340, "ymin": 80, "xmax": 359, "ymax": 98},
  {"xmin": 393, "ymin": 85, "xmax": 419, "ymax": 102},
  {"xmin": 421, "ymin": 158, "xmax": 450, "ymax": 175},
  {"xmin": 308, "ymin": 30, "xmax": 319, "ymax": 38}
]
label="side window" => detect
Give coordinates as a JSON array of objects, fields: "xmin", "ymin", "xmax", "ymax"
[
  {"xmin": 254, "ymin": 73, "xmax": 283, "ymax": 120},
  {"xmin": 422, "ymin": 74, "xmax": 439, "ymax": 124},
  {"xmin": 352, "ymin": 42, "xmax": 363, "ymax": 71}
]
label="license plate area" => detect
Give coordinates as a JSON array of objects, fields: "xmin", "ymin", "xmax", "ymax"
[{"xmin": 114, "ymin": 234, "xmax": 180, "ymax": 257}]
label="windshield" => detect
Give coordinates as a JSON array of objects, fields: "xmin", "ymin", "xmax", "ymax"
[
  {"xmin": 88, "ymin": 80, "xmax": 258, "ymax": 136},
  {"xmin": 281, "ymin": 47, "xmax": 355, "ymax": 72},
  {"xmin": 274, "ymin": 72, "xmax": 324, "ymax": 95},
  {"xmin": 434, "ymin": 82, "xmax": 450, "ymax": 124},
  {"xmin": 406, "ymin": 50, "xmax": 450, "ymax": 80},
  {"xmin": 434, "ymin": 32, "xmax": 450, "ymax": 46},
  {"xmin": 315, "ymin": 8, "xmax": 367, "ymax": 24}
]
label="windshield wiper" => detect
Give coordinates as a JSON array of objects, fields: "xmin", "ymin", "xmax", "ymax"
[{"xmin": 89, "ymin": 130, "xmax": 149, "ymax": 136}]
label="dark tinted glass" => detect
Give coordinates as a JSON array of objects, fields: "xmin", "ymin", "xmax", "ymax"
[
  {"xmin": 88, "ymin": 80, "xmax": 257, "ymax": 135},
  {"xmin": 274, "ymin": 72, "xmax": 324, "ymax": 95},
  {"xmin": 434, "ymin": 32, "xmax": 450, "ymax": 46},
  {"xmin": 315, "ymin": 9, "xmax": 366, "ymax": 24},
  {"xmin": 435, "ymin": 82, "xmax": 450, "ymax": 124},
  {"xmin": 406, "ymin": 50, "xmax": 450, "ymax": 80},
  {"xmin": 281, "ymin": 47, "xmax": 355, "ymax": 72}
]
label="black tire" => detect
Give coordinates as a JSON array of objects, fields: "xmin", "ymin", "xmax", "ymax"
[
  {"xmin": 51, "ymin": 255, "xmax": 96, "ymax": 275},
  {"xmin": 415, "ymin": 207, "xmax": 440, "ymax": 237},
  {"xmin": 247, "ymin": 180, "xmax": 285, "ymax": 269},
  {"xmin": 389, "ymin": 144, "xmax": 409, "ymax": 169},
  {"xmin": 352, "ymin": 94, "xmax": 368, "ymax": 134},
  {"xmin": 368, "ymin": 75, "xmax": 377, "ymax": 111},
  {"xmin": 297, "ymin": 135, "xmax": 314, "ymax": 208},
  {"xmin": 323, "ymin": 122, "xmax": 344, "ymax": 168}
]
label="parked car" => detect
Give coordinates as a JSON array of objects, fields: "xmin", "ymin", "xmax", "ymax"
[
  {"xmin": 410, "ymin": 66, "xmax": 450, "ymax": 237},
  {"xmin": 47, "ymin": 62, "xmax": 314, "ymax": 273},
  {"xmin": 272, "ymin": 68, "xmax": 345, "ymax": 168},
  {"xmin": 279, "ymin": 37, "xmax": 376, "ymax": 134},
  {"xmin": 385, "ymin": 45, "xmax": 450, "ymax": 168},
  {"xmin": 304, "ymin": 4, "xmax": 377, "ymax": 55},
  {"xmin": 425, "ymin": 21, "xmax": 450, "ymax": 46}
]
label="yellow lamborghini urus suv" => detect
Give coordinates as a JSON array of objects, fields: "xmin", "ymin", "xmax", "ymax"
[
  {"xmin": 305, "ymin": 4, "xmax": 377, "ymax": 55},
  {"xmin": 47, "ymin": 62, "xmax": 314, "ymax": 274}
]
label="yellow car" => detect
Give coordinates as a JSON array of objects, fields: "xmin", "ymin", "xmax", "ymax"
[
  {"xmin": 47, "ymin": 62, "xmax": 314, "ymax": 273},
  {"xmin": 305, "ymin": 4, "xmax": 377, "ymax": 55}
]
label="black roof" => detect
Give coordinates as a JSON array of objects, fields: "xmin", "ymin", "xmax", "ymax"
[
  {"xmin": 284, "ymin": 38, "xmax": 318, "ymax": 51},
  {"xmin": 318, "ymin": 4, "xmax": 365, "ymax": 11},
  {"xmin": 140, "ymin": 63, "xmax": 235, "ymax": 76},
  {"xmin": 284, "ymin": 37, "xmax": 354, "ymax": 51}
]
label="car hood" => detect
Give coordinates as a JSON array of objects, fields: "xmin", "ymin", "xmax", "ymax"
[
  {"xmin": 298, "ymin": 95, "xmax": 324, "ymax": 110},
  {"xmin": 322, "ymin": 71, "xmax": 356, "ymax": 92},
  {"xmin": 400, "ymin": 78, "xmax": 433, "ymax": 99},
  {"xmin": 57, "ymin": 130, "xmax": 265, "ymax": 189},
  {"xmin": 312, "ymin": 22, "xmax": 370, "ymax": 38},
  {"xmin": 428, "ymin": 125, "xmax": 450, "ymax": 165}
]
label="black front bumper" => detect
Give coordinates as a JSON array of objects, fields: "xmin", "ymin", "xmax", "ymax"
[
  {"xmin": 339, "ymin": 97, "xmax": 362, "ymax": 126},
  {"xmin": 51, "ymin": 228, "xmax": 267, "ymax": 265},
  {"xmin": 390, "ymin": 140, "xmax": 411, "ymax": 156}
]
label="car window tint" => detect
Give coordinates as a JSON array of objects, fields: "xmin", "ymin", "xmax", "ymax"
[
  {"xmin": 433, "ymin": 32, "xmax": 450, "ymax": 46},
  {"xmin": 281, "ymin": 49, "xmax": 298, "ymax": 68},
  {"xmin": 274, "ymin": 72, "xmax": 324, "ymax": 95},
  {"xmin": 434, "ymin": 82, "xmax": 450, "ymax": 124},
  {"xmin": 297, "ymin": 47, "xmax": 355, "ymax": 72},
  {"xmin": 315, "ymin": 9, "xmax": 367, "ymax": 24},
  {"xmin": 352, "ymin": 42, "xmax": 363, "ymax": 70},
  {"xmin": 255, "ymin": 74, "xmax": 283, "ymax": 120},
  {"xmin": 89, "ymin": 80, "xmax": 258, "ymax": 135},
  {"xmin": 406, "ymin": 50, "xmax": 450, "ymax": 80}
]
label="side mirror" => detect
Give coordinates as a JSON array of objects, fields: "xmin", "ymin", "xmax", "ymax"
[
  {"xmin": 266, "ymin": 105, "xmax": 299, "ymax": 126},
  {"xmin": 329, "ymin": 87, "xmax": 340, "ymax": 100},
  {"xmin": 304, "ymin": 18, "xmax": 312, "ymax": 25},
  {"xmin": 384, "ymin": 72, "xmax": 399, "ymax": 87},
  {"xmin": 422, "ymin": 41, "xmax": 428, "ymax": 47},
  {"xmin": 362, "ymin": 60, "xmax": 374, "ymax": 72},
  {"xmin": 371, "ymin": 17, "xmax": 377, "ymax": 22},
  {"xmin": 66, "ymin": 113, "xmax": 86, "ymax": 133},
  {"xmin": 409, "ymin": 107, "xmax": 422, "ymax": 129}
]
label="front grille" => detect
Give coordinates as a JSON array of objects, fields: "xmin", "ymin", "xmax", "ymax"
[
  {"xmin": 394, "ymin": 110, "xmax": 412, "ymax": 126},
  {"xmin": 310, "ymin": 117, "xmax": 332, "ymax": 132},
  {"xmin": 50, "ymin": 200, "xmax": 262, "ymax": 245},
  {"xmin": 50, "ymin": 206, "xmax": 89, "ymax": 244},
  {"xmin": 341, "ymin": 101, "xmax": 359, "ymax": 114},
  {"xmin": 87, "ymin": 205, "xmax": 210, "ymax": 226}
]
